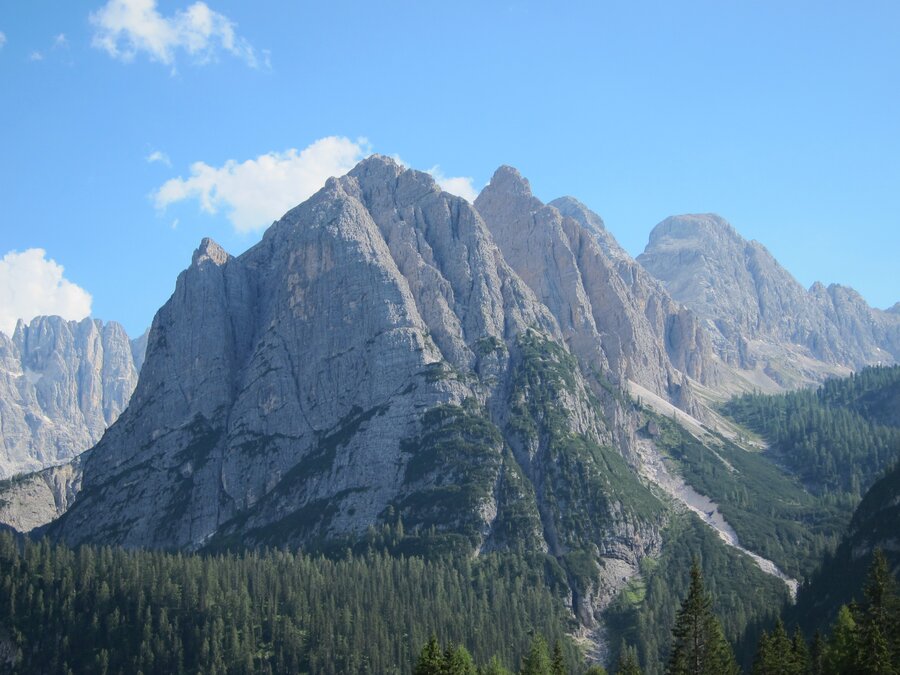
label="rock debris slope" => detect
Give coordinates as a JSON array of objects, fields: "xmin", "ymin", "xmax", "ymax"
[
  {"xmin": 0, "ymin": 316, "xmax": 141, "ymax": 479},
  {"xmin": 637, "ymin": 214, "xmax": 900, "ymax": 387},
  {"xmin": 51, "ymin": 157, "xmax": 667, "ymax": 626}
]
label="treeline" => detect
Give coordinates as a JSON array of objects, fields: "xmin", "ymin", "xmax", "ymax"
[
  {"xmin": 603, "ymin": 513, "xmax": 787, "ymax": 675},
  {"xmin": 649, "ymin": 412, "xmax": 844, "ymax": 579},
  {"xmin": 0, "ymin": 531, "xmax": 579, "ymax": 674},
  {"xmin": 751, "ymin": 549, "xmax": 900, "ymax": 675},
  {"xmin": 721, "ymin": 366, "xmax": 900, "ymax": 498},
  {"xmin": 412, "ymin": 550, "xmax": 899, "ymax": 675}
]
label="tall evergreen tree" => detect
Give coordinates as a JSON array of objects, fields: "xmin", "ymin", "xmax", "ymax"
[
  {"xmin": 520, "ymin": 635, "xmax": 551, "ymax": 675},
  {"xmin": 854, "ymin": 549, "xmax": 899, "ymax": 675},
  {"xmin": 615, "ymin": 641, "xmax": 642, "ymax": 675},
  {"xmin": 550, "ymin": 640, "xmax": 566, "ymax": 675},
  {"xmin": 665, "ymin": 559, "xmax": 739, "ymax": 675}
]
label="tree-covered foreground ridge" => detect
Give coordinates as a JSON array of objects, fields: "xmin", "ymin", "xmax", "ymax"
[
  {"xmin": 3, "ymin": 533, "xmax": 897, "ymax": 674},
  {"xmin": 0, "ymin": 368, "xmax": 897, "ymax": 673}
]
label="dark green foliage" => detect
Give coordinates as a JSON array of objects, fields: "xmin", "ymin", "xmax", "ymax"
[
  {"xmin": 0, "ymin": 532, "xmax": 580, "ymax": 675},
  {"xmin": 604, "ymin": 514, "xmax": 787, "ymax": 675},
  {"xmin": 854, "ymin": 550, "xmax": 900, "ymax": 674},
  {"xmin": 721, "ymin": 366, "xmax": 900, "ymax": 498},
  {"xmin": 615, "ymin": 641, "xmax": 642, "ymax": 675},
  {"xmin": 752, "ymin": 619, "xmax": 809, "ymax": 675},
  {"xmin": 665, "ymin": 560, "xmax": 739, "ymax": 675},
  {"xmin": 788, "ymin": 462, "xmax": 900, "ymax": 638},
  {"xmin": 520, "ymin": 635, "xmax": 552, "ymax": 675},
  {"xmin": 398, "ymin": 398, "xmax": 504, "ymax": 545},
  {"xmin": 649, "ymin": 413, "xmax": 845, "ymax": 579}
]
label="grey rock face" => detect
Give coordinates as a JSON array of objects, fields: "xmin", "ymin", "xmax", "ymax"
[
  {"xmin": 0, "ymin": 316, "xmax": 140, "ymax": 478},
  {"xmin": 0, "ymin": 455, "xmax": 83, "ymax": 532},
  {"xmin": 50, "ymin": 158, "xmax": 666, "ymax": 626},
  {"xmin": 637, "ymin": 214, "xmax": 900, "ymax": 383},
  {"xmin": 474, "ymin": 167, "xmax": 717, "ymax": 411}
]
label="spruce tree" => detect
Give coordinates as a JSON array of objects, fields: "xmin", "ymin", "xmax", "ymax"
[
  {"xmin": 665, "ymin": 559, "xmax": 739, "ymax": 675},
  {"xmin": 415, "ymin": 634, "xmax": 444, "ymax": 675},
  {"xmin": 855, "ymin": 549, "xmax": 899, "ymax": 675},
  {"xmin": 520, "ymin": 635, "xmax": 551, "ymax": 675},
  {"xmin": 550, "ymin": 640, "xmax": 566, "ymax": 675},
  {"xmin": 615, "ymin": 641, "xmax": 642, "ymax": 675}
]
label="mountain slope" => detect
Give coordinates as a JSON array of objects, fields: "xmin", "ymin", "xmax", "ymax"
[
  {"xmin": 49, "ymin": 158, "xmax": 672, "ymax": 627},
  {"xmin": 474, "ymin": 169, "xmax": 717, "ymax": 414},
  {"xmin": 0, "ymin": 316, "xmax": 141, "ymax": 478},
  {"xmin": 637, "ymin": 214, "xmax": 900, "ymax": 388}
]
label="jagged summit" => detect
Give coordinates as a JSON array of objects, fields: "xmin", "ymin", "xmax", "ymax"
[
  {"xmin": 638, "ymin": 213, "xmax": 900, "ymax": 382},
  {"xmin": 483, "ymin": 165, "xmax": 535, "ymax": 200},
  {"xmin": 0, "ymin": 316, "xmax": 141, "ymax": 478},
  {"xmin": 192, "ymin": 237, "xmax": 230, "ymax": 267}
]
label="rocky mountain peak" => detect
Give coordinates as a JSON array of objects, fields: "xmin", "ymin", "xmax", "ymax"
[
  {"xmin": 638, "ymin": 213, "xmax": 900, "ymax": 382},
  {"xmin": 482, "ymin": 165, "xmax": 539, "ymax": 202},
  {"xmin": 888, "ymin": 302, "xmax": 900, "ymax": 315},
  {"xmin": 192, "ymin": 237, "xmax": 230, "ymax": 267}
]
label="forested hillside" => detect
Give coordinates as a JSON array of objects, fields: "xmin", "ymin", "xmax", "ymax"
[
  {"xmin": 0, "ymin": 531, "xmax": 582, "ymax": 674},
  {"xmin": 722, "ymin": 366, "xmax": 900, "ymax": 498}
]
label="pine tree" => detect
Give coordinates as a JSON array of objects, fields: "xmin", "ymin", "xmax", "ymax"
[
  {"xmin": 753, "ymin": 619, "xmax": 795, "ymax": 674},
  {"xmin": 520, "ymin": 635, "xmax": 551, "ymax": 675},
  {"xmin": 415, "ymin": 634, "xmax": 445, "ymax": 675},
  {"xmin": 823, "ymin": 605, "xmax": 857, "ymax": 674},
  {"xmin": 855, "ymin": 549, "xmax": 899, "ymax": 675},
  {"xmin": 550, "ymin": 640, "xmax": 566, "ymax": 675},
  {"xmin": 615, "ymin": 641, "xmax": 642, "ymax": 675},
  {"xmin": 665, "ymin": 559, "xmax": 739, "ymax": 675}
]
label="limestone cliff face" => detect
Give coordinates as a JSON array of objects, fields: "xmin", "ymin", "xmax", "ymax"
[
  {"xmin": 637, "ymin": 214, "xmax": 900, "ymax": 385},
  {"xmin": 0, "ymin": 456, "xmax": 83, "ymax": 532},
  {"xmin": 0, "ymin": 317, "xmax": 140, "ymax": 479},
  {"xmin": 50, "ymin": 156, "xmax": 663, "ymax": 599},
  {"xmin": 474, "ymin": 168, "xmax": 717, "ymax": 412}
]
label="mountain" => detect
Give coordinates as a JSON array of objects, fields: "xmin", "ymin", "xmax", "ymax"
[
  {"xmin": 473, "ymin": 169, "xmax": 717, "ymax": 414},
  {"xmin": 0, "ymin": 316, "xmax": 143, "ymax": 479},
  {"xmin": 637, "ymin": 214, "xmax": 900, "ymax": 389},
  {"xmin": 0, "ymin": 455, "xmax": 83, "ymax": 532},
  {"xmin": 50, "ymin": 158, "xmax": 686, "ymax": 628}
]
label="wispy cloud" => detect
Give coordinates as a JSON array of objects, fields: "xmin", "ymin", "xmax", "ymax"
[
  {"xmin": 0, "ymin": 249, "xmax": 92, "ymax": 336},
  {"xmin": 0, "ymin": 31, "xmax": 6, "ymax": 49},
  {"xmin": 29, "ymin": 51, "xmax": 43, "ymax": 62},
  {"xmin": 90, "ymin": 0, "xmax": 260, "ymax": 68},
  {"xmin": 427, "ymin": 166, "xmax": 479, "ymax": 202},
  {"xmin": 154, "ymin": 136, "xmax": 370, "ymax": 233},
  {"xmin": 146, "ymin": 150, "xmax": 171, "ymax": 166},
  {"xmin": 54, "ymin": 33, "xmax": 68, "ymax": 48}
]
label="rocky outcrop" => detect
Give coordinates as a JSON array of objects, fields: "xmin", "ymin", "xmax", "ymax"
[
  {"xmin": 0, "ymin": 316, "xmax": 141, "ymax": 478},
  {"xmin": 474, "ymin": 168, "xmax": 717, "ymax": 412},
  {"xmin": 0, "ymin": 456, "xmax": 83, "ymax": 532},
  {"xmin": 637, "ymin": 214, "xmax": 900, "ymax": 386}
]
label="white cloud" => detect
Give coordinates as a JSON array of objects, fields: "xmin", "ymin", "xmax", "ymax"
[
  {"xmin": 90, "ymin": 0, "xmax": 259, "ymax": 68},
  {"xmin": 29, "ymin": 51, "xmax": 43, "ymax": 61},
  {"xmin": 154, "ymin": 136, "xmax": 370, "ymax": 233},
  {"xmin": 146, "ymin": 150, "xmax": 171, "ymax": 166},
  {"xmin": 427, "ymin": 166, "xmax": 479, "ymax": 202},
  {"xmin": 0, "ymin": 31, "xmax": 6, "ymax": 49},
  {"xmin": 54, "ymin": 33, "xmax": 68, "ymax": 48},
  {"xmin": 0, "ymin": 249, "xmax": 92, "ymax": 337}
]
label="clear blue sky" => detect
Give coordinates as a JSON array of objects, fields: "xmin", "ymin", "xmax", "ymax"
[{"xmin": 1, "ymin": 1, "xmax": 898, "ymax": 337}]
